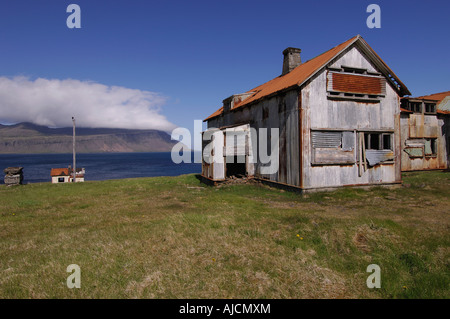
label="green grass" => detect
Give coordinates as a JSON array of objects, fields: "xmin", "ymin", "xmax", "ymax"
[{"xmin": 0, "ymin": 171, "xmax": 449, "ymax": 298}]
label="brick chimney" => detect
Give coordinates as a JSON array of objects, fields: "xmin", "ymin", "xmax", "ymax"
[{"xmin": 282, "ymin": 47, "xmax": 301, "ymax": 75}]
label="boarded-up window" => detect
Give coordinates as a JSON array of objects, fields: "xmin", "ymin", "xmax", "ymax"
[
  {"xmin": 311, "ymin": 130, "xmax": 355, "ymax": 165},
  {"xmin": 361, "ymin": 132, "xmax": 394, "ymax": 166},
  {"xmin": 327, "ymin": 71, "xmax": 386, "ymax": 99},
  {"xmin": 311, "ymin": 131, "xmax": 341, "ymax": 148},
  {"xmin": 330, "ymin": 72, "xmax": 385, "ymax": 95}
]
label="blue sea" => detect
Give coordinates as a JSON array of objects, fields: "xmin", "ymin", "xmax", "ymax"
[{"xmin": 0, "ymin": 152, "xmax": 201, "ymax": 184}]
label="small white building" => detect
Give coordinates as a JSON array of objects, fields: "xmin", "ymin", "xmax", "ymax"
[{"xmin": 51, "ymin": 167, "xmax": 85, "ymax": 183}]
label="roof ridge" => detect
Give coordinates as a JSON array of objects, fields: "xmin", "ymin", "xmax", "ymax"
[{"xmin": 204, "ymin": 34, "xmax": 407, "ymax": 122}]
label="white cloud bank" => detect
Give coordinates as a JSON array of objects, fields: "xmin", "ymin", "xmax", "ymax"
[{"xmin": 0, "ymin": 76, "xmax": 176, "ymax": 131}]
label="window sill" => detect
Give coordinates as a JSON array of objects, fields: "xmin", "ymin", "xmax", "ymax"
[{"xmin": 327, "ymin": 94, "xmax": 381, "ymax": 103}]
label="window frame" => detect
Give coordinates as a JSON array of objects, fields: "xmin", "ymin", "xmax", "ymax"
[
  {"xmin": 364, "ymin": 132, "xmax": 393, "ymax": 151},
  {"xmin": 424, "ymin": 138, "xmax": 437, "ymax": 157}
]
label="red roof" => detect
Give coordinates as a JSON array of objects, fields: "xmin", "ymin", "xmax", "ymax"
[
  {"xmin": 414, "ymin": 91, "xmax": 450, "ymax": 104},
  {"xmin": 51, "ymin": 168, "xmax": 69, "ymax": 177},
  {"xmin": 204, "ymin": 106, "xmax": 224, "ymax": 122},
  {"xmin": 204, "ymin": 35, "xmax": 410, "ymax": 121}
]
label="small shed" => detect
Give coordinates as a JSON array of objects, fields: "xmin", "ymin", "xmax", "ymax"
[
  {"xmin": 51, "ymin": 167, "xmax": 85, "ymax": 183},
  {"xmin": 4, "ymin": 167, "xmax": 24, "ymax": 186}
]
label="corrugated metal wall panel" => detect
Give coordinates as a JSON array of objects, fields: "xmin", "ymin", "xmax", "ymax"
[{"xmin": 311, "ymin": 131, "xmax": 342, "ymax": 148}]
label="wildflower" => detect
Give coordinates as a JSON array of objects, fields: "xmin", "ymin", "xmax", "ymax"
[
  {"xmin": 212, "ymin": 258, "xmax": 216, "ymax": 262},
  {"xmin": 402, "ymin": 286, "xmax": 407, "ymax": 290}
]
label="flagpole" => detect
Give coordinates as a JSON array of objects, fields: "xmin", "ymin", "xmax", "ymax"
[{"xmin": 72, "ymin": 117, "xmax": 76, "ymax": 183}]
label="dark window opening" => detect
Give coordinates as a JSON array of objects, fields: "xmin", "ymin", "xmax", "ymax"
[
  {"xmin": 262, "ymin": 108, "xmax": 269, "ymax": 120},
  {"xmin": 410, "ymin": 102, "xmax": 422, "ymax": 113},
  {"xmin": 383, "ymin": 134, "xmax": 391, "ymax": 150},
  {"xmin": 342, "ymin": 67, "xmax": 367, "ymax": 74},
  {"xmin": 425, "ymin": 138, "xmax": 437, "ymax": 156},
  {"xmin": 364, "ymin": 132, "xmax": 393, "ymax": 150},
  {"xmin": 370, "ymin": 134, "xmax": 380, "ymax": 150},
  {"xmin": 58, "ymin": 177, "xmax": 65, "ymax": 183},
  {"xmin": 401, "ymin": 99, "xmax": 409, "ymax": 110},
  {"xmin": 425, "ymin": 103, "xmax": 436, "ymax": 114}
]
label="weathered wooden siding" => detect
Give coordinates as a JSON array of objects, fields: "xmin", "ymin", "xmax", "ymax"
[
  {"xmin": 205, "ymin": 90, "xmax": 300, "ymax": 186},
  {"xmin": 205, "ymin": 44, "xmax": 406, "ymax": 190},
  {"xmin": 300, "ymin": 47, "xmax": 401, "ymax": 189}
]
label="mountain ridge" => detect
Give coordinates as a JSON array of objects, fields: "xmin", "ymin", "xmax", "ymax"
[{"xmin": 0, "ymin": 123, "xmax": 180, "ymax": 154}]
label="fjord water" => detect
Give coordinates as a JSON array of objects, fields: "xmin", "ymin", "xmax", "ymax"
[{"xmin": 0, "ymin": 152, "xmax": 201, "ymax": 184}]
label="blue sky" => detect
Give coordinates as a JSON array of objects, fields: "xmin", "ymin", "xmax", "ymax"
[{"xmin": 0, "ymin": 0, "xmax": 449, "ymax": 132}]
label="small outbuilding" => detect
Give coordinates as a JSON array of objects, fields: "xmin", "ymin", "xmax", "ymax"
[
  {"xmin": 4, "ymin": 167, "xmax": 24, "ymax": 186},
  {"xmin": 51, "ymin": 166, "xmax": 85, "ymax": 183}
]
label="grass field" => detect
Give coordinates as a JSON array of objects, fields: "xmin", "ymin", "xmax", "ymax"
[{"xmin": 0, "ymin": 171, "xmax": 448, "ymax": 299}]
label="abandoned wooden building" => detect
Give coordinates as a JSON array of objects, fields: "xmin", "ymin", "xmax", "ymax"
[
  {"xmin": 202, "ymin": 35, "xmax": 411, "ymax": 191},
  {"xmin": 400, "ymin": 91, "xmax": 450, "ymax": 171},
  {"xmin": 50, "ymin": 166, "xmax": 85, "ymax": 183}
]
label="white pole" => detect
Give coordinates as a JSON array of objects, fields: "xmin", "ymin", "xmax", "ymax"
[{"xmin": 72, "ymin": 117, "xmax": 76, "ymax": 183}]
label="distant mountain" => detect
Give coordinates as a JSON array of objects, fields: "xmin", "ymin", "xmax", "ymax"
[{"xmin": 0, "ymin": 122, "xmax": 180, "ymax": 153}]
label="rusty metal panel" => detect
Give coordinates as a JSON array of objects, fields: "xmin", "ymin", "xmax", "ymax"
[{"xmin": 327, "ymin": 71, "xmax": 386, "ymax": 95}]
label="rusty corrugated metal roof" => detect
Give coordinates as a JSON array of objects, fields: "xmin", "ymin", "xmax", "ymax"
[
  {"xmin": 204, "ymin": 35, "xmax": 410, "ymax": 121},
  {"xmin": 415, "ymin": 91, "xmax": 450, "ymax": 104},
  {"xmin": 204, "ymin": 106, "xmax": 224, "ymax": 122}
]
